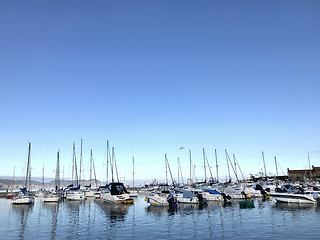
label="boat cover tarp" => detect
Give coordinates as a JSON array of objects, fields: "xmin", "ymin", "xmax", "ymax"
[
  {"xmin": 69, "ymin": 185, "xmax": 80, "ymax": 191},
  {"xmin": 204, "ymin": 189, "xmax": 221, "ymax": 195},
  {"xmin": 109, "ymin": 182, "xmax": 128, "ymax": 195},
  {"xmin": 182, "ymin": 191, "xmax": 196, "ymax": 199}
]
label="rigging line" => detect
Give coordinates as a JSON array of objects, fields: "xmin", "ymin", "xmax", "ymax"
[
  {"xmin": 215, "ymin": 149, "xmax": 219, "ymax": 182},
  {"xmin": 112, "ymin": 147, "xmax": 119, "ymax": 182},
  {"xmin": 203, "ymin": 148, "xmax": 214, "ymax": 180},
  {"xmin": 72, "ymin": 143, "xmax": 75, "ymax": 186},
  {"xmin": 234, "ymin": 155, "xmax": 245, "ymax": 180},
  {"xmin": 165, "ymin": 154, "xmax": 175, "ymax": 186},
  {"xmin": 225, "ymin": 149, "xmax": 231, "ymax": 181},
  {"xmin": 108, "ymin": 142, "xmax": 114, "ymax": 183},
  {"xmin": 179, "ymin": 157, "xmax": 184, "ymax": 184},
  {"xmin": 189, "ymin": 150, "xmax": 192, "ymax": 183},
  {"xmin": 225, "ymin": 150, "xmax": 239, "ymax": 182},
  {"xmin": 92, "ymin": 151, "xmax": 98, "ymax": 188},
  {"xmin": 177, "ymin": 157, "xmax": 180, "ymax": 185},
  {"xmin": 79, "ymin": 139, "xmax": 83, "ymax": 182},
  {"xmin": 106, "ymin": 141, "xmax": 110, "ymax": 184},
  {"xmin": 193, "ymin": 165, "xmax": 198, "ymax": 183},
  {"xmin": 202, "ymin": 148, "xmax": 207, "ymax": 182},
  {"xmin": 276, "ymin": 158, "xmax": 285, "ymax": 176}
]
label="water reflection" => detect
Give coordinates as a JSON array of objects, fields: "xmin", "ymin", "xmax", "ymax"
[
  {"xmin": 96, "ymin": 201, "xmax": 131, "ymax": 223},
  {"xmin": 145, "ymin": 205, "xmax": 177, "ymax": 216},
  {"xmin": 3, "ymin": 195, "xmax": 320, "ymax": 240},
  {"xmin": 11, "ymin": 204, "xmax": 33, "ymax": 239},
  {"xmin": 65, "ymin": 200, "xmax": 85, "ymax": 239},
  {"xmin": 274, "ymin": 202, "xmax": 317, "ymax": 210},
  {"xmin": 43, "ymin": 202, "xmax": 59, "ymax": 240}
]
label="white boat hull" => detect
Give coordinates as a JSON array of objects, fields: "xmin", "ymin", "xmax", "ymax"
[
  {"xmin": 145, "ymin": 195, "xmax": 169, "ymax": 206},
  {"xmin": 202, "ymin": 192, "xmax": 223, "ymax": 201},
  {"xmin": 129, "ymin": 191, "xmax": 139, "ymax": 197},
  {"xmin": 66, "ymin": 192, "xmax": 86, "ymax": 201},
  {"xmin": 12, "ymin": 196, "xmax": 35, "ymax": 204},
  {"xmin": 44, "ymin": 195, "xmax": 60, "ymax": 202},
  {"xmin": 84, "ymin": 190, "xmax": 95, "ymax": 197},
  {"xmin": 103, "ymin": 193, "xmax": 133, "ymax": 204},
  {"xmin": 270, "ymin": 193, "xmax": 316, "ymax": 204}
]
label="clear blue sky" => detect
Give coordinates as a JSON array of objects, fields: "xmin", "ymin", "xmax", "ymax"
[{"xmin": 1, "ymin": 1, "xmax": 320, "ymax": 184}]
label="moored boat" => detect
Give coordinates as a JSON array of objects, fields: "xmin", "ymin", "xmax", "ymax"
[
  {"xmin": 269, "ymin": 192, "xmax": 317, "ymax": 204},
  {"xmin": 145, "ymin": 184, "xmax": 175, "ymax": 206},
  {"xmin": 102, "ymin": 182, "xmax": 133, "ymax": 204},
  {"xmin": 12, "ymin": 143, "xmax": 35, "ymax": 205}
]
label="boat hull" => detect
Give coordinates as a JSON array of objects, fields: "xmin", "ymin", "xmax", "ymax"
[
  {"xmin": 145, "ymin": 196, "xmax": 169, "ymax": 206},
  {"xmin": 44, "ymin": 195, "xmax": 60, "ymax": 202},
  {"xmin": 84, "ymin": 190, "xmax": 95, "ymax": 197},
  {"xmin": 66, "ymin": 192, "xmax": 86, "ymax": 201},
  {"xmin": 103, "ymin": 193, "xmax": 133, "ymax": 204},
  {"xmin": 12, "ymin": 196, "xmax": 35, "ymax": 204},
  {"xmin": 270, "ymin": 193, "xmax": 316, "ymax": 204},
  {"xmin": 202, "ymin": 192, "xmax": 223, "ymax": 201}
]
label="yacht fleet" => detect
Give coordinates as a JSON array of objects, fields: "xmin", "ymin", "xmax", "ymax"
[{"xmin": 8, "ymin": 142, "xmax": 320, "ymax": 208}]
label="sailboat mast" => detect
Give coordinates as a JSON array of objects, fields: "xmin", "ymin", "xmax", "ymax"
[
  {"xmin": 225, "ymin": 149, "xmax": 231, "ymax": 182},
  {"xmin": 189, "ymin": 150, "xmax": 192, "ymax": 183},
  {"xmin": 234, "ymin": 154, "xmax": 245, "ymax": 180},
  {"xmin": 25, "ymin": 142, "xmax": 31, "ymax": 189},
  {"xmin": 177, "ymin": 157, "xmax": 180, "ymax": 185},
  {"xmin": 72, "ymin": 143, "xmax": 78, "ymax": 186},
  {"xmin": 110, "ymin": 143, "xmax": 114, "ymax": 183},
  {"xmin": 274, "ymin": 156, "xmax": 278, "ymax": 179},
  {"xmin": 72, "ymin": 143, "xmax": 75, "ymax": 186},
  {"xmin": 215, "ymin": 149, "xmax": 219, "ymax": 182},
  {"xmin": 165, "ymin": 154, "xmax": 174, "ymax": 186},
  {"xmin": 204, "ymin": 149, "xmax": 214, "ymax": 181},
  {"xmin": 92, "ymin": 150, "xmax": 97, "ymax": 188},
  {"xmin": 55, "ymin": 150, "xmax": 60, "ymax": 189},
  {"xmin": 132, "ymin": 157, "xmax": 135, "ymax": 188},
  {"xmin": 203, "ymin": 148, "xmax": 207, "ymax": 183},
  {"xmin": 112, "ymin": 147, "xmax": 119, "ymax": 182},
  {"xmin": 178, "ymin": 157, "xmax": 184, "ymax": 184},
  {"xmin": 79, "ymin": 139, "xmax": 83, "ymax": 183},
  {"xmin": 262, "ymin": 151, "xmax": 267, "ymax": 179},
  {"xmin": 90, "ymin": 149, "xmax": 93, "ymax": 186},
  {"xmin": 225, "ymin": 150, "xmax": 238, "ymax": 182},
  {"xmin": 106, "ymin": 141, "xmax": 110, "ymax": 184},
  {"xmin": 165, "ymin": 154, "xmax": 168, "ymax": 184},
  {"xmin": 233, "ymin": 154, "xmax": 237, "ymax": 179},
  {"xmin": 42, "ymin": 163, "xmax": 44, "ymax": 189}
]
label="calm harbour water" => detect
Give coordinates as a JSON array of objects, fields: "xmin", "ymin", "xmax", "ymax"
[{"xmin": 1, "ymin": 194, "xmax": 320, "ymax": 240}]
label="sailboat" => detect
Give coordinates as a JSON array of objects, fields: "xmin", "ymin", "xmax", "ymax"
[
  {"xmin": 65, "ymin": 143, "xmax": 86, "ymax": 201},
  {"xmin": 83, "ymin": 150, "xmax": 96, "ymax": 197},
  {"xmin": 102, "ymin": 146, "xmax": 133, "ymax": 204},
  {"xmin": 44, "ymin": 150, "xmax": 61, "ymax": 202},
  {"xmin": 12, "ymin": 143, "xmax": 35, "ymax": 204},
  {"xmin": 145, "ymin": 154, "xmax": 176, "ymax": 206},
  {"xmin": 129, "ymin": 157, "xmax": 138, "ymax": 197},
  {"xmin": 35, "ymin": 163, "xmax": 45, "ymax": 197}
]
